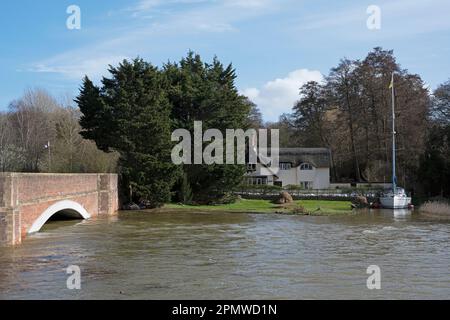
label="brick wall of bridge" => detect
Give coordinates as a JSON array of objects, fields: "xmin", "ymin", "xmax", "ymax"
[{"xmin": 0, "ymin": 173, "xmax": 119, "ymax": 246}]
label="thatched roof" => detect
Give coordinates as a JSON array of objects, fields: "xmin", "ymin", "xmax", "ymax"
[{"xmin": 258, "ymin": 148, "xmax": 331, "ymax": 168}]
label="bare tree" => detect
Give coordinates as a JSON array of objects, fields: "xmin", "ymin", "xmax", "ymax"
[
  {"xmin": 8, "ymin": 89, "xmax": 58, "ymax": 171},
  {"xmin": 0, "ymin": 112, "xmax": 25, "ymax": 171},
  {"xmin": 3, "ymin": 88, "xmax": 117, "ymax": 173},
  {"xmin": 290, "ymin": 48, "xmax": 429, "ymax": 187}
]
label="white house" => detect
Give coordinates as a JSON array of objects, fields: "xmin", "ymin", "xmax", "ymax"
[{"xmin": 245, "ymin": 148, "xmax": 331, "ymax": 189}]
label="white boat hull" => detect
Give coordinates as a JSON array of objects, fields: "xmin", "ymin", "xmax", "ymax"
[{"xmin": 380, "ymin": 195, "xmax": 411, "ymax": 209}]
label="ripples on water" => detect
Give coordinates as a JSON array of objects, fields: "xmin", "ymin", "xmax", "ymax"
[{"xmin": 0, "ymin": 210, "xmax": 449, "ymax": 299}]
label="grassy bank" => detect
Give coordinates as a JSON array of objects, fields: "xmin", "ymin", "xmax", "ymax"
[{"xmin": 164, "ymin": 199, "xmax": 353, "ymax": 216}]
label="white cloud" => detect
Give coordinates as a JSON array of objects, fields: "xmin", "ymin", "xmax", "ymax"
[
  {"xmin": 225, "ymin": 0, "xmax": 271, "ymax": 8},
  {"xmin": 29, "ymin": 0, "xmax": 278, "ymax": 80},
  {"xmin": 241, "ymin": 69, "xmax": 323, "ymax": 122},
  {"xmin": 134, "ymin": 0, "xmax": 161, "ymax": 11},
  {"xmin": 128, "ymin": 0, "xmax": 214, "ymax": 16},
  {"xmin": 30, "ymin": 55, "xmax": 129, "ymax": 81}
]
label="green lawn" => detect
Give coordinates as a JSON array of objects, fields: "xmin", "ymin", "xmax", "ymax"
[{"xmin": 165, "ymin": 199, "xmax": 353, "ymax": 215}]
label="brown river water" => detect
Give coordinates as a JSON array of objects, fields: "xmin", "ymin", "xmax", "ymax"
[{"xmin": 0, "ymin": 209, "xmax": 449, "ymax": 299}]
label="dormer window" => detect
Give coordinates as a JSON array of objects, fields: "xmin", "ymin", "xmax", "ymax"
[
  {"xmin": 280, "ymin": 162, "xmax": 292, "ymax": 170},
  {"xmin": 300, "ymin": 163, "xmax": 313, "ymax": 170}
]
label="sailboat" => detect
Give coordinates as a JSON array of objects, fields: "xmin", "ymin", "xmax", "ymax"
[{"xmin": 380, "ymin": 73, "xmax": 412, "ymax": 209}]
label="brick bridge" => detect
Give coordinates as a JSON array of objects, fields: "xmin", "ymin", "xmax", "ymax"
[{"xmin": 0, "ymin": 173, "xmax": 119, "ymax": 246}]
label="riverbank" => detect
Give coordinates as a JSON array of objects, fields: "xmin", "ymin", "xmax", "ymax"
[
  {"xmin": 420, "ymin": 201, "xmax": 450, "ymax": 219},
  {"xmin": 164, "ymin": 199, "xmax": 353, "ymax": 216}
]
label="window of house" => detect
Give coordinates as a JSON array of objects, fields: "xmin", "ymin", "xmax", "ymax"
[
  {"xmin": 256, "ymin": 178, "xmax": 267, "ymax": 185},
  {"xmin": 280, "ymin": 162, "xmax": 292, "ymax": 170},
  {"xmin": 300, "ymin": 163, "xmax": 313, "ymax": 170},
  {"xmin": 300, "ymin": 181, "xmax": 313, "ymax": 189},
  {"xmin": 247, "ymin": 177, "xmax": 267, "ymax": 185},
  {"xmin": 246, "ymin": 164, "xmax": 256, "ymax": 172}
]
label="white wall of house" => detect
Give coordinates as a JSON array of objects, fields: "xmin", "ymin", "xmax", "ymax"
[
  {"xmin": 312, "ymin": 168, "xmax": 330, "ymax": 189},
  {"xmin": 298, "ymin": 166, "xmax": 315, "ymax": 184},
  {"xmin": 250, "ymin": 163, "xmax": 330, "ymax": 189},
  {"xmin": 277, "ymin": 168, "xmax": 298, "ymax": 186},
  {"xmin": 295, "ymin": 166, "xmax": 330, "ymax": 189},
  {"xmin": 258, "ymin": 166, "xmax": 277, "ymax": 177}
]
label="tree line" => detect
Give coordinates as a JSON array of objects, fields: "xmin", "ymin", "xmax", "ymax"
[
  {"xmin": 76, "ymin": 52, "xmax": 252, "ymax": 207},
  {"xmin": 267, "ymin": 47, "xmax": 449, "ymax": 199},
  {"xmin": 0, "ymin": 89, "xmax": 117, "ymax": 173},
  {"xmin": 1, "ymin": 48, "xmax": 449, "ymax": 204}
]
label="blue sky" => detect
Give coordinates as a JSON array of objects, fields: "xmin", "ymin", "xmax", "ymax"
[{"xmin": 1, "ymin": 0, "xmax": 449, "ymax": 121}]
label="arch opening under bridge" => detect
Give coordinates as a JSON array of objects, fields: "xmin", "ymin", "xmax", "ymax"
[{"xmin": 28, "ymin": 200, "xmax": 91, "ymax": 234}]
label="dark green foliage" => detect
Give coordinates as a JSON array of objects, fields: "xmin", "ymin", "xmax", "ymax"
[
  {"xmin": 77, "ymin": 77, "xmax": 111, "ymax": 151},
  {"xmin": 76, "ymin": 59, "xmax": 179, "ymax": 207},
  {"xmin": 419, "ymin": 124, "xmax": 450, "ymax": 198},
  {"xmin": 419, "ymin": 80, "xmax": 450, "ymax": 198},
  {"xmin": 77, "ymin": 53, "xmax": 251, "ymax": 206},
  {"xmin": 164, "ymin": 52, "xmax": 251, "ymax": 203},
  {"xmin": 177, "ymin": 171, "xmax": 193, "ymax": 204}
]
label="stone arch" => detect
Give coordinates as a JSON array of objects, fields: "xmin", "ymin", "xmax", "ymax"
[{"xmin": 28, "ymin": 200, "xmax": 91, "ymax": 234}]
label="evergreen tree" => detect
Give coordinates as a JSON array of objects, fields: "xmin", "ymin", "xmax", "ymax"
[
  {"xmin": 177, "ymin": 171, "xmax": 193, "ymax": 204},
  {"xmin": 76, "ymin": 59, "xmax": 179, "ymax": 207},
  {"xmin": 419, "ymin": 124, "xmax": 450, "ymax": 198},
  {"xmin": 164, "ymin": 52, "xmax": 251, "ymax": 203}
]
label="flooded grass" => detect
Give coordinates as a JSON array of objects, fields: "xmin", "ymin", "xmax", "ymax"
[
  {"xmin": 296, "ymin": 200, "xmax": 354, "ymax": 215},
  {"xmin": 165, "ymin": 199, "xmax": 353, "ymax": 215}
]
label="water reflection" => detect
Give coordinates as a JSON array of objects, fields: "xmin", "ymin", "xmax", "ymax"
[
  {"xmin": 0, "ymin": 209, "xmax": 449, "ymax": 299},
  {"xmin": 392, "ymin": 209, "xmax": 412, "ymax": 221}
]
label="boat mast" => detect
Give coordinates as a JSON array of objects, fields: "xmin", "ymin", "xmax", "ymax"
[{"xmin": 391, "ymin": 72, "xmax": 397, "ymax": 193}]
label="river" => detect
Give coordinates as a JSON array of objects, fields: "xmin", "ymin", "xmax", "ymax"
[{"xmin": 0, "ymin": 210, "xmax": 449, "ymax": 299}]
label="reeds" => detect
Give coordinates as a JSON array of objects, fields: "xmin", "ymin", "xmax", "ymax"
[{"xmin": 420, "ymin": 201, "xmax": 450, "ymax": 216}]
